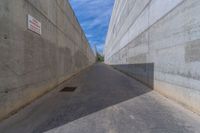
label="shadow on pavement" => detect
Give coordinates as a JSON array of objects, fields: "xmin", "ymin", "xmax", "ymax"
[
  {"xmin": 34, "ymin": 64, "xmax": 153, "ymax": 133},
  {"xmin": 0, "ymin": 63, "xmax": 153, "ymax": 133}
]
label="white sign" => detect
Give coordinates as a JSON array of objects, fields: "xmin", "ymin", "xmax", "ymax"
[{"xmin": 28, "ymin": 15, "xmax": 42, "ymax": 35}]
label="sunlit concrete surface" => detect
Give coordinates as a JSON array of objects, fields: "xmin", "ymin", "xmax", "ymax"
[
  {"xmin": 0, "ymin": 63, "xmax": 200, "ymax": 133},
  {"xmin": 45, "ymin": 92, "xmax": 200, "ymax": 133},
  {"xmin": 104, "ymin": 0, "xmax": 200, "ymax": 115}
]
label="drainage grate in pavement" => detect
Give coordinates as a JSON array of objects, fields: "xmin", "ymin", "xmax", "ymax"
[{"xmin": 60, "ymin": 87, "xmax": 77, "ymax": 92}]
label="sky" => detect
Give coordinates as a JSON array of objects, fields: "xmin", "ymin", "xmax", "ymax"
[{"xmin": 69, "ymin": 0, "xmax": 115, "ymax": 54}]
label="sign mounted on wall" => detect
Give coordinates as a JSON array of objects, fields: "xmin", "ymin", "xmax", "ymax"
[{"xmin": 27, "ymin": 15, "xmax": 42, "ymax": 35}]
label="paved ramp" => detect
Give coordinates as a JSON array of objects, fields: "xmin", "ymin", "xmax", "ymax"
[{"xmin": 0, "ymin": 63, "xmax": 200, "ymax": 133}]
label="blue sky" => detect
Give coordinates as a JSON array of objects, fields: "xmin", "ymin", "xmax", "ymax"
[{"xmin": 69, "ymin": 0, "xmax": 115, "ymax": 54}]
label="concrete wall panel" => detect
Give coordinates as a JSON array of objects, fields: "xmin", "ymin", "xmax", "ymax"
[
  {"xmin": 0, "ymin": 0, "xmax": 95, "ymax": 121},
  {"xmin": 105, "ymin": 0, "xmax": 200, "ymax": 114}
]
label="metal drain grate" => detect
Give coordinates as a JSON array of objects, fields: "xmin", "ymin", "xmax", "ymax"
[{"xmin": 60, "ymin": 87, "xmax": 77, "ymax": 92}]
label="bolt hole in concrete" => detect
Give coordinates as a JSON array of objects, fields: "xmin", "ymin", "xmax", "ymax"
[
  {"xmin": 60, "ymin": 87, "xmax": 77, "ymax": 92},
  {"xmin": 4, "ymin": 34, "xmax": 8, "ymax": 39}
]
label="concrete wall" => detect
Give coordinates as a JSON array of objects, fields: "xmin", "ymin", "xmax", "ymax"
[
  {"xmin": 105, "ymin": 0, "xmax": 200, "ymax": 114},
  {"xmin": 0, "ymin": 0, "xmax": 95, "ymax": 120}
]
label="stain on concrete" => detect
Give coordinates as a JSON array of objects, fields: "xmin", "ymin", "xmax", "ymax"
[
  {"xmin": 185, "ymin": 39, "xmax": 200, "ymax": 63},
  {"xmin": 128, "ymin": 53, "xmax": 147, "ymax": 64},
  {"xmin": 74, "ymin": 50, "xmax": 89, "ymax": 68}
]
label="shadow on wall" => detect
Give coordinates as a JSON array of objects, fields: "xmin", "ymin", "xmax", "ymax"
[{"xmin": 112, "ymin": 63, "xmax": 154, "ymax": 89}]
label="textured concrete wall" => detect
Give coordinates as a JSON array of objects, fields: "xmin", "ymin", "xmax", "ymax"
[
  {"xmin": 105, "ymin": 0, "xmax": 200, "ymax": 114},
  {"xmin": 0, "ymin": 0, "xmax": 95, "ymax": 120}
]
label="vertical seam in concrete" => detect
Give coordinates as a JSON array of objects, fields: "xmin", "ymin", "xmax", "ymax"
[{"xmin": 148, "ymin": 1, "xmax": 150, "ymax": 62}]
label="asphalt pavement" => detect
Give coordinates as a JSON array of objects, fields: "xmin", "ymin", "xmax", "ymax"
[{"xmin": 0, "ymin": 63, "xmax": 200, "ymax": 133}]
